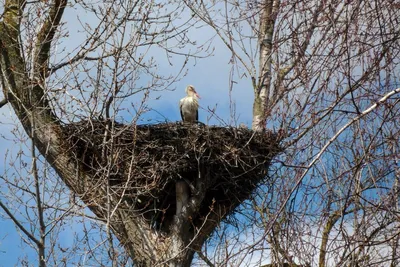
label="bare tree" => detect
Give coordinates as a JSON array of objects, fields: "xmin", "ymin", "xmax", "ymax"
[{"xmin": 1, "ymin": 0, "xmax": 400, "ymax": 266}]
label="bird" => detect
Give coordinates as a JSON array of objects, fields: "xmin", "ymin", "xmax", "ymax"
[{"xmin": 179, "ymin": 85, "xmax": 200, "ymax": 123}]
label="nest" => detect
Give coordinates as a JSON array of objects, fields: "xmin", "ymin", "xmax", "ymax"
[{"xmin": 64, "ymin": 121, "xmax": 281, "ymax": 232}]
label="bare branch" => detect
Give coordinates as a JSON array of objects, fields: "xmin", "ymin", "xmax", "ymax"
[
  {"xmin": 31, "ymin": 134, "xmax": 46, "ymax": 267},
  {"xmin": 0, "ymin": 98, "xmax": 8, "ymax": 108},
  {"xmin": 0, "ymin": 200, "xmax": 41, "ymax": 246},
  {"xmin": 197, "ymin": 251, "xmax": 215, "ymax": 267},
  {"xmin": 34, "ymin": 0, "xmax": 68, "ymax": 79}
]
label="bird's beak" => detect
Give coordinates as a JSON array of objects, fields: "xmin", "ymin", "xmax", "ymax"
[{"xmin": 195, "ymin": 92, "xmax": 201, "ymax": 99}]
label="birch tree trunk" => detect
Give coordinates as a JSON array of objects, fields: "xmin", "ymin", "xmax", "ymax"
[{"xmin": 253, "ymin": 0, "xmax": 279, "ymax": 131}]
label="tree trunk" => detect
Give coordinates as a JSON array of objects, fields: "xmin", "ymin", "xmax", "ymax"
[{"xmin": 253, "ymin": 0, "xmax": 279, "ymax": 131}]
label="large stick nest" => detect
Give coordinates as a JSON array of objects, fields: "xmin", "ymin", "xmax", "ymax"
[{"xmin": 64, "ymin": 121, "xmax": 281, "ymax": 232}]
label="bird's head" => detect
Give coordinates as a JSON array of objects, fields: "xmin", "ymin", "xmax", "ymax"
[{"xmin": 186, "ymin": 85, "xmax": 201, "ymax": 99}]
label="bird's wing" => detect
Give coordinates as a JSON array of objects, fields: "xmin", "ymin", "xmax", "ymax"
[
  {"xmin": 195, "ymin": 108, "xmax": 198, "ymax": 122},
  {"xmin": 179, "ymin": 99, "xmax": 185, "ymax": 121}
]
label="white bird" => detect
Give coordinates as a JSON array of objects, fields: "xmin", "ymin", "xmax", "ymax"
[{"xmin": 179, "ymin": 85, "xmax": 200, "ymax": 123}]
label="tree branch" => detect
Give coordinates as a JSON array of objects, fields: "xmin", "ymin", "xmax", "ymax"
[
  {"xmin": 31, "ymin": 135, "xmax": 46, "ymax": 267},
  {"xmin": 34, "ymin": 0, "xmax": 68, "ymax": 80},
  {"xmin": 0, "ymin": 200, "xmax": 41, "ymax": 246},
  {"xmin": 197, "ymin": 251, "xmax": 215, "ymax": 267},
  {"xmin": 0, "ymin": 98, "xmax": 8, "ymax": 108},
  {"xmin": 268, "ymin": 87, "xmax": 400, "ymax": 239}
]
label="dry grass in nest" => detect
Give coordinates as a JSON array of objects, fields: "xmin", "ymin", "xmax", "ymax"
[{"xmin": 64, "ymin": 120, "xmax": 281, "ymax": 231}]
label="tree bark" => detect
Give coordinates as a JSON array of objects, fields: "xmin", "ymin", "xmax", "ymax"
[
  {"xmin": 176, "ymin": 180, "xmax": 189, "ymax": 215},
  {"xmin": 319, "ymin": 212, "xmax": 341, "ymax": 267},
  {"xmin": 253, "ymin": 0, "xmax": 279, "ymax": 131}
]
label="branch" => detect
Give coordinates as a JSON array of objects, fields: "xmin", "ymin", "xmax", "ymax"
[
  {"xmin": 34, "ymin": 0, "xmax": 67, "ymax": 79},
  {"xmin": 274, "ymin": 0, "xmax": 324, "ymax": 91},
  {"xmin": 3, "ymin": 0, "xmax": 25, "ymax": 30},
  {"xmin": 197, "ymin": 251, "xmax": 215, "ymax": 267},
  {"xmin": 49, "ymin": 53, "xmax": 115, "ymax": 74},
  {"xmin": 31, "ymin": 135, "xmax": 46, "ymax": 267},
  {"xmin": 267, "ymin": 87, "xmax": 400, "ymax": 236},
  {"xmin": 0, "ymin": 98, "xmax": 8, "ymax": 108},
  {"xmin": 0, "ymin": 200, "xmax": 41, "ymax": 246},
  {"xmin": 0, "ymin": 0, "xmax": 28, "ymax": 113},
  {"xmin": 182, "ymin": 1, "xmax": 254, "ymax": 77}
]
